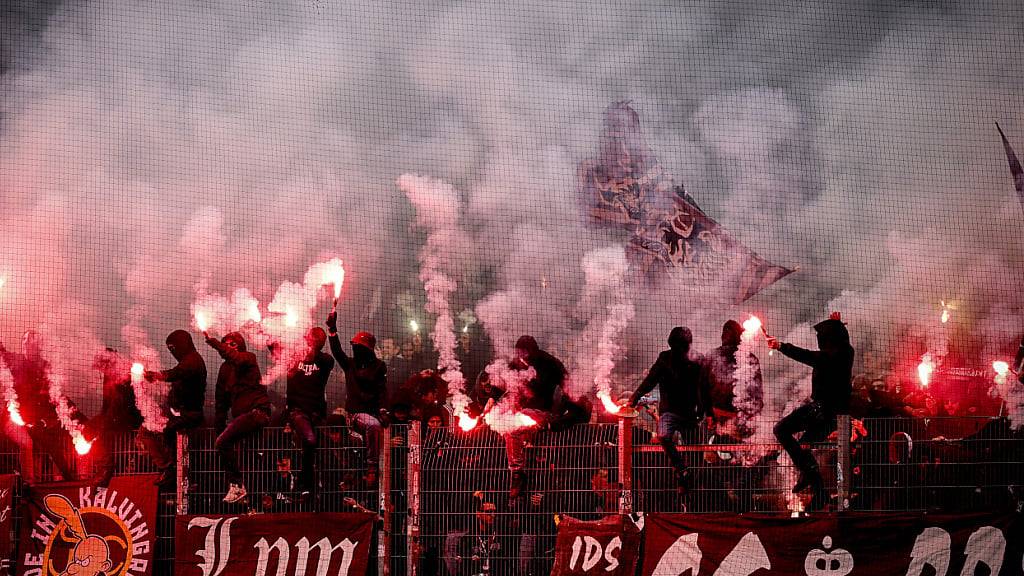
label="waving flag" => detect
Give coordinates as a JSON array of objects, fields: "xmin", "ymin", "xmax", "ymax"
[
  {"xmin": 996, "ymin": 122, "xmax": 1024, "ymax": 212},
  {"xmin": 579, "ymin": 102, "xmax": 793, "ymax": 303}
]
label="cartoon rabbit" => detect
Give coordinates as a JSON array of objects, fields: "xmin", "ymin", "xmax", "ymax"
[{"xmin": 43, "ymin": 494, "xmax": 113, "ymax": 576}]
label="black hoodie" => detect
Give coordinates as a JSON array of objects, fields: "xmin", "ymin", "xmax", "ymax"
[
  {"xmin": 514, "ymin": 336, "xmax": 567, "ymax": 413},
  {"xmin": 208, "ymin": 332, "xmax": 272, "ymax": 427},
  {"xmin": 160, "ymin": 330, "xmax": 208, "ymax": 416},
  {"xmin": 632, "ymin": 327, "xmax": 711, "ymax": 422},
  {"xmin": 328, "ymin": 335, "xmax": 387, "ymax": 414},
  {"xmin": 778, "ymin": 319, "xmax": 854, "ymax": 415},
  {"xmin": 287, "ymin": 351, "xmax": 334, "ymax": 419}
]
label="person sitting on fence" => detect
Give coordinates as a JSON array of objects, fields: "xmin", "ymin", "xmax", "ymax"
[
  {"xmin": 767, "ymin": 312, "xmax": 854, "ymax": 506},
  {"xmin": 702, "ymin": 320, "xmax": 763, "ymax": 434},
  {"xmin": 503, "ymin": 335, "xmax": 570, "ymax": 499},
  {"xmin": 140, "ymin": 329, "xmax": 208, "ymax": 488},
  {"xmin": 0, "ymin": 330, "xmax": 81, "ymax": 483},
  {"xmin": 326, "ymin": 311, "xmax": 386, "ymax": 486},
  {"xmin": 628, "ymin": 326, "xmax": 710, "ymax": 493},
  {"xmin": 88, "ymin": 349, "xmax": 143, "ymax": 487},
  {"xmin": 206, "ymin": 331, "xmax": 272, "ymax": 504},
  {"xmin": 283, "ymin": 327, "xmax": 334, "ymax": 503}
]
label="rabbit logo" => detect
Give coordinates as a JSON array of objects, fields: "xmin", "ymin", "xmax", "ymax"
[{"xmin": 40, "ymin": 494, "xmax": 131, "ymax": 576}]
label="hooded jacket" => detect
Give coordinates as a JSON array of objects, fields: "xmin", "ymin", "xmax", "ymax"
[
  {"xmin": 329, "ymin": 334, "xmax": 387, "ymax": 414},
  {"xmin": 95, "ymin": 352, "xmax": 143, "ymax": 432},
  {"xmin": 161, "ymin": 330, "xmax": 208, "ymax": 416},
  {"xmin": 286, "ymin": 350, "xmax": 334, "ymax": 419},
  {"xmin": 208, "ymin": 332, "xmax": 271, "ymax": 428},
  {"xmin": 778, "ymin": 319, "xmax": 854, "ymax": 415},
  {"xmin": 514, "ymin": 336, "xmax": 567, "ymax": 413},
  {"xmin": 632, "ymin": 327, "xmax": 711, "ymax": 422},
  {"xmin": 0, "ymin": 348, "xmax": 58, "ymax": 425}
]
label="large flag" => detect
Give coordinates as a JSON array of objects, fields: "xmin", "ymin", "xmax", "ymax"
[
  {"xmin": 579, "ymin": 102, "xmax": 793, "ymax": 303},
  {"xmin": 996, "ymin": 122, "xmax": 1024, "ymax": 211}
]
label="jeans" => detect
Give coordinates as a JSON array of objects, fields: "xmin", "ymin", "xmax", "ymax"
[
  {"xmin": 287, "ymin": 409, "xmax": 319, "ymax": 492},
  {"xmin": 138, "ymin": 410, "xmax": 203, "ymax": 472},
  {"xmin": 657, "ymin": 412, "xmax": 700, "ymax": 472},
  {"xmin": 773, "ymin": 401, "xmax": 836, "ymax": 473},
  {"xmin": 504, "ymin": 409, "xmax": 550, "ymax": 472},
  {"xmin": 350, "ymin": 412, "xmax": 382, "ymax": 469},
  {"xmin": 215, "ymin": 408, "xmax": 271, "ymax": 485}
]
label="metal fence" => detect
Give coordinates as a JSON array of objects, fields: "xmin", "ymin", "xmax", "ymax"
[{"xmin": 0, "ymin": 415, "xmax": 1020, "ymax": 575}]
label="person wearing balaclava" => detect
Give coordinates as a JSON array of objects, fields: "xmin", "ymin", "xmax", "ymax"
[
  {"xmin": 89, "ymin": 348, "xmax": 143, "ymax": 487},
  {"xmin": 326, "ymin": 311, "xmax": 386, "ymax": 486},
  {"xmin": 140, "ymin": 329, "xmax": 208, "ymax": 488},
  {"xmin": 285, "ymin": 327, "xmax": 334, "ymax": 501},
  {"xmin": 206, "ymin": 330, "xmax": 272, "ymax": 504},
  {"xmin": 0, "ymin": 330, "xmax": 80, "ymax": 482},
  {"xmin": 768, "ymin": 312, "xmax": 854, "ymax": 504},
  {"xmin": 702, "ymin": 320, "xmax": 763, "ymax": 432},
  {"xmin": 629, "ymin": 326, "xmax": 709, "ymax": 492}
]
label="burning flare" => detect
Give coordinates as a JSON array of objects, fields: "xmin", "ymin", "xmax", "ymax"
[
  {"xmin": 940, "ymin": 300, "xmax": 952, "ymax": 324},
  {"xmin": 457, "ymin": 412, "xmax": 479, "ymax": 432},
  {"xmin": 598, "ymin": 393, "xmax": 621, "ymax": 414},
  {"xmin": 409, "ymin": 320, "xmax": 419, "ymax": 333},
  {"xmin": 130, "ymin": 362, "xmax": 145, "ymax": 383},
  {"xmin": 514, "ymin": 413, "xmax": 538, "ymax": 428},
  {"xmin": 917, "ymin": 354, "xmax": 936, "ymax": 387},
  {"xmin": 72, "ymin": 433, "xmax": 92, "ymax": 456},
  {"xmin": 993, "ymin": 360, "xmax": 1011, "ymax": 385},
  {"xmin": 194, "ymin": 310, "xmax": 210, "ymax": 332},
  {"xmin": 741, "ymin": 315, "xmax": 763, "ymax": 341},
  {"xmin": 7, "ymin": 401, "xmax": 24, "ymax": 427},
  {"xmin": 0, "ymin": 360, "xmax": 24, "ymax": 426}
]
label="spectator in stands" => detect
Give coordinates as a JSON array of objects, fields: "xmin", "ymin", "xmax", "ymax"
[
  {"xmin": 445, "ymin": 494, "xmax": 510, "ymax": 576},
  {"xmin": 283, "ymin": 327, "xmax": 334, "ymax": 501},
  {"xmin": 140, "ymin": 329, "xmax": 208, "ymax": 488},
  {"xmin": 88, "ymin": 349, "xmax": 143, "ymax": 487},
  {"xmin": 206, "ymin": 331, "xmax": 272, "ymax": 504},
  {"xmin": 326, "ymin": 311, "xmax": 386, "ymax": 486},
  {"xmin": 768, "ymin": 312, "xmax": 854, "ymax": 504},
  {"xmin": 0, "ymin": 330, "xmax": 81, "ymax": 482},
  {"xmin": 628, "ymin": 326, "xmax": 709, "ymax": 492}
]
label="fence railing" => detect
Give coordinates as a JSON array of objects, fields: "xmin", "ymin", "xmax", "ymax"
[{"xmin": 0, "ymin": 415, "xmax": 1019, "ymax": 575}]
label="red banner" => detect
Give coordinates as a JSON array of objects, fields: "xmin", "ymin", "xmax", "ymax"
[
  {"xmin": 643, "ymin": 512, "xmax": 1024, "ymax": 576},
  {"xmin": 0, "ymin": 474, "xmax": 16, "ymax": 576},
  {"xmin": 552, "ymin": 515, "xmax": 642, "ymax": 576},
  {"xmin": 17, "ymin": 475, "xmax": 159, "ymax": 576},
  {"xmin": 175, "ymin": 512, "xmax": 374, "ymax": 576}
]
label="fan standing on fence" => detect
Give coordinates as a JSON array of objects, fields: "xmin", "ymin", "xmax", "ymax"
[
  {"xmin": 206, "ymin": 331, "xmax": 272, "ymax": 504},
  {"xmin": 628, "ymin": 326, "xmax": 710, "ymax": 495},
  {"xmin": 283, "ymin": 326, "xmax": 334, "ymax": 504},
  {"xmin": 326, "ymin": 310, "xmax": 386, "ymax": 487},
  {"xmin": 768, "ymin": 312, "xmax": 854, "ymax": 508},
  {"xmin": 0, "ymin": 331, "xmax": 80, "ymax": 483},
  {"xmin": 88, "ymin": 348, "xmax": 142, "ymax": 487},
  {"xmin": 139, "ymin": 330, "xmax": 208, "ymax": 489}
]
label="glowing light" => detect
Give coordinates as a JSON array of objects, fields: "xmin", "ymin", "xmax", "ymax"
[
  {"xmin": 410, "ymin": 320, "xmax": 420, "ymax": 333},
  {"xmin": 741, "ymin": 315, "xmax": 763, "ymax": 342},
  {"xmin": 462, "ymin": 325, "xmax": 469, "ymax": 334},
  {"xmin": 7, "ymin": 401, "xmax": 24, "ymax": 427},
  {"xmin": 285, "ymin": 307, "xmax": 299, "ymax": 328},
  {"xmin": 514, "ymin": 413, "xmax": 538, "ymax": 428},
  {"xmin": 322, "ymin": 259, "xmax": 346, "ymax": 299},
  {"xmin": 195, "ymin": 311, "xmax": 210, "ymax": 332},
  {"xmin": 0, "ymin": 276, "xmax": 5, "ymax": 290},
  {"xmin": 247, "ymin": 303, "xmax": 262, "ymax": 323},
  {"xmin": 598, "ymin": 393, "xmax": 621, "ymax": 414},
  {"xmin": 457, "ymin": 412, "xmax": 479, "ymax": 432},
  {"xmin": 940, "ymin": 310, "xmax": 950, "ymax": 324},
  {"xmin": 994, "ymin": 361, "xmax": 1010, "ymax": 377},
  {"xmin": 130, "ymin": 363, "xmax": 145, "ymax": 384},
  {"xmin": 917, "ymin": 354, "xmax": 936, "ymax": 388},
  {"xmin": 73, "ymin": 434, "xmax": 92, "ymax": 456}
]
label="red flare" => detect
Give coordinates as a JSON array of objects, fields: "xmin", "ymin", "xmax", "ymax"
[
  {"xmin": 457, "ymin": 412, "xmax": 479, "ymax": 432},
  {"xmin": 741, "ymin": 315, "xmax": 763, "ymax": 342},
  {"xmin": 195, "ymin": 310, "xmax": 210, "ymax": 332},
  {"xmin": 514, "ymin": 413, "xmax": 538, "ymax": 428},
  {"xmin": 598, "ymin": 393, "xmax": 621, "ymax": 414},
  {"xmin": 130, "ymin": 362, "xmax": 144, "ymax": 384},
  {"xmin": 917, "ymin": 354, "xmax": 936, "ymax": 388},
  {"xmin": 7, "ymin": 401, "xmax": 24, "ymax": 427},
  {"xmin": 73, "ymin": 434, "xmax": 92, "ymax": 456}
]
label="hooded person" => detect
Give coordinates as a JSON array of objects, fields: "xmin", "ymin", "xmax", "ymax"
[
  {"xmin": 702, "ymin": 320, "xmax": 763, "ymax": 430},
  {"xmin": 139, "ymin": 329, "xmax": 208, "ymax": 488},
  {"xmin": 768, "ymin": 312, "xmax": 854, "ymax": 505},
  {"xmin": 0, "ymin": 330, "xmax": 79, "ymax": 482},
  {"xmin": 88, "ymin": 349, "xmax": 143, "ymax": 487},
  {"xmin": 206, "ymin": 330, "xmax": 273, "ymax": 504},
  {"xmin": 326, "ymin": 311, "xmax": 387, "ymax": 485},
  {"xmin": 628, "ymin": 326, "xmax": 710, "ymax": 491},
  {"xmin": 285, "ymin": 327, "xmax": 334, "ymax": 500}
]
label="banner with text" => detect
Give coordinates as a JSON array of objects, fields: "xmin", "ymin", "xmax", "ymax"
[
  {"xmin": 175, "ymin": 512, "xmax": 374, "ymax": 576},
  {"xmin": 643, "ymin": 512, "xmax": 1024, "ymax": 576},
  {"xmin": 552, "ymin": 514, "xmax": 642, "ymax": 576},
  {"xmin": 0, "ymin": 474, "xmax": 16, "ymax": 576},
  {"xmin": 17, "ymin": 475, "xmax": 158, "ymax": 576}
]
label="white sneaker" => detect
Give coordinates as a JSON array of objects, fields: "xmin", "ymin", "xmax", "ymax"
[{"xmin": 223, "ymin": 483, "xmax": 247, "ymax": 504}]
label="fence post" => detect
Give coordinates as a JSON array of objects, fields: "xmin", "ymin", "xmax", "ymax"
[
  {"xmin": 379, "ymin": 425, "xmax": 392, "ymax": 576},
  {"xmin": 407, "ymin": 421, "xmax": 421, "ymax": 576},
  {"xmin": 176, "ymin": 433, "xmax": 189, "ymax": 515},
  {"xmin": 617, "ymin": 416, "xmax": 633, "ymax": 514},
  {"xmin": 836, "ymin": 414, "xmax": 851, "ymax": 511}
]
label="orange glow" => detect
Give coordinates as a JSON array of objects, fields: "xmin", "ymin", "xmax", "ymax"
[
  {"xmin": 457, "ymin": 412, "xmax": 479, "ymax": 432},
  {"xmin": 598, "ymin": 393, "xmax": 621, "ymax": 414},
  {"xmin": 7, "ymin": 401, "xmax": 24, "ymax": 427},
  {"xmin": 73, "ymin": 434, "xmax": 92, "ymax": 456},
  {"xmin": 514, "ymin": 413, "xmax": 538, "ymax": 428},
  {"xmin": 130, "ymin": 362, "xmax": 144, "ymax": 384},
  {"xmin": 917, "ymin": 354, "xmax": 936, "ymax": 387},
  {"xmin": 195, "ymin": 310, "xmax": 210, "ymax": 332},
  {"xmin": 994, "ymin": 360, "xmax": 1010, "ymax": 377}
]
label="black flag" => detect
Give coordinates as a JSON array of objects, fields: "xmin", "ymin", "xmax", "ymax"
[{"xmin": 996, "ymin": 122, "xmax": 1024, "ymax": 212}]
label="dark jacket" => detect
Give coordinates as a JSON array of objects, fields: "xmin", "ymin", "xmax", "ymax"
[
  {"xmin": 702, "ymin": 345, "xmax": 763, "ymax": 415},
  {"xmin": 0, "ymin": 349, "xmax": 58, "ymax": 425},
  {"xmin": 161, "ymin": 330, "xmax": 208, "ymax": 416},
  {"xmin": 329, "ymin": 335, "xmax": 387, "ymax": 415},
  {"xmin": 209, "ymin": 332, "xmax": 271, "ymax": 428},
  {"xmin": 516, "ymin": 337, "xmax": 567, "ymax": 413},
  {"xmin": 633, "ymin": 350, "xmax": 710, "ymax": 423},
  {"xmin": 101, "ymin": 371, "xmax": 143, "ymax": 432},
  {"xmin": 778, "ymin": 343, "xmax": 854, "ymax": 415},
  {"xmin": 286, "ymin": 351, "xmax": 334, "ymax": 419}
]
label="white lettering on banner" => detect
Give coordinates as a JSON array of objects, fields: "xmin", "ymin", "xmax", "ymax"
[
  {"xmin": 255, "ymin": 538, "xmax": 290, "ymax": 576},
  {"xmin": 959, "ymin": 526, "xmax": 1005, "ymax": 576},
  {"xmin": 905, "ymin": 527, "xmax": 951, "ymax": 576},
  {"xmin": 188, "ymin": 516, "xmax": 237, "ymax": 576},
  {"xmin": 803, "ymin": 536, "xmax": 853, "ymax": 576},
  {"xmin": 567, "ymin": 536, "xmax": 623, "ymax": 573},
  {"xmin": 651, "ymin": 533, "xmax": 701, "ymax": 576},
  {"xmin": 713, "ymin": 532, "xmax": 770, "ymax": 576},
  {"xmin": 293, "ymin": 537, "xmax": 357, "ymax": 576}
]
